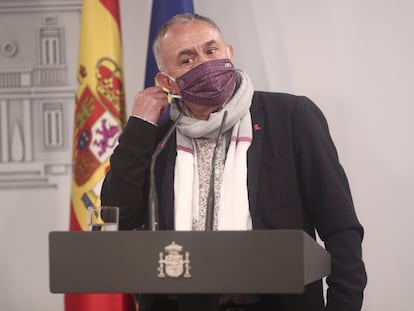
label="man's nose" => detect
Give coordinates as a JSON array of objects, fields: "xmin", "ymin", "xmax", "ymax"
[{"xmin": 194, "ymin": 54, "xmax": 210, "ymax": 67}]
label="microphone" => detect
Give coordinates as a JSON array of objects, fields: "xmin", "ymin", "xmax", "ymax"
[
  {"xmin": 148, "ymin": 101, "xmax": 184, "ymax": 231},
  {"xmin": 205, "ymin": 110, "xmax": 228, "ymax": 231}
]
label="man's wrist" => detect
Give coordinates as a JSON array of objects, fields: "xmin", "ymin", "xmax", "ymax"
[{"xmin": 131, "ymin": 115, "xmax": 158, "ymax": 127}]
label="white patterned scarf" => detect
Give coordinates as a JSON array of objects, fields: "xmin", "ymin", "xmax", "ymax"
[{"xmin": 170, "ymin": 70, "xmax": 254, "ymax": 231}]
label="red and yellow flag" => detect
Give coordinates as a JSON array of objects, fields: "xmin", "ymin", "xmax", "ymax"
[{"xmin": 66, "ymin": 0, "xmax": 135, "ymax": 310}]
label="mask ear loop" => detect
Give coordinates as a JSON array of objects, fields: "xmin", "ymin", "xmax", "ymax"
[{"xmin": 169, "ymin": 92, "xmax": 182, "ymax": 100}]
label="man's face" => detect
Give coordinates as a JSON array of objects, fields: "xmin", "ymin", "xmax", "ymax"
[{"xmin": 159, "ymin": 20, "xmax": 232, "ymax": 79}]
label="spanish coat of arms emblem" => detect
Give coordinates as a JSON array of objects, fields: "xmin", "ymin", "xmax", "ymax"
[{"xmin": 158, "ymin": 241, "xmax": 191, "ymax": 278}]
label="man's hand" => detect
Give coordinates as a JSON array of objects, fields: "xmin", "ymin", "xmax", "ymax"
[{"xmin": 132, "ymin": 86, "xmax": 169, "ymax": 124}]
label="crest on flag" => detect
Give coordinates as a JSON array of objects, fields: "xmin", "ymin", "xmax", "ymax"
[
  {"xmin": 96, "ymin": 57, "xmax": 125, "ymax": 121},
  {"xmin": 90, "ymin": 111, "xmax": 121, "ymax": 161}
]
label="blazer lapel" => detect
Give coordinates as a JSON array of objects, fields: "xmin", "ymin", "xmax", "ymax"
[
  {"xmin": 157, "ymin": 131, "xmax": 176, "ymax": 230},
  {"xmin": 247, "ymin": 98, "xmax": 264, "ymax": 214}
]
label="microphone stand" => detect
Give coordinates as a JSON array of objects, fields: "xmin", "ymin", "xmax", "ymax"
[
  {"xmin": 205, "ymin": 110, "xmax": 228, "ymax": 231},
  {"xmin": 148, "ymin": 102, "xmax": 184, "ymax": 231}
]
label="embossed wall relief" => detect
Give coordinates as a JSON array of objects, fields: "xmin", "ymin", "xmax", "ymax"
[{"xmin": 0, "ymin": 1, "xmax": 81, "ymax": 189}]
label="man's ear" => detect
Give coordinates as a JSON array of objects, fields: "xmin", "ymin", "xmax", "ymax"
[
  {"xmin": 156, "ymin": 72, "xmax": 181, "ymax": 95},
  {"xmin": 156, "ymin": 72, "xmax": 172, "ymax": 89},
  {"xmin": 227, "ymin": 44, "xmax": 234, "ymax": 61}
]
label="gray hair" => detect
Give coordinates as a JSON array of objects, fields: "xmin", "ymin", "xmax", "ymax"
[{"xmin": 152, "ymin": 13, "xmax": 222, "ymax": 70}]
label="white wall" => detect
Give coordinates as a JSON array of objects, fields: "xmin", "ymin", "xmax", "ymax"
[{"xmin": 1, "ymin": 0, "xmax": 413, "ymax": 310}]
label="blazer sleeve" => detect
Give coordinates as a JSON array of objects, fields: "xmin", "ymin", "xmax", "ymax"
[
  {"xmin": 291, "ymin": 97, "xmax": 367, "ymax": 311},
  {"xmin": 100, "ymin": 116, "xmax": 158, "ymax": 230}
]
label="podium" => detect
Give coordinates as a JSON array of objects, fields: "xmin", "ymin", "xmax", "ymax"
[{"xmin": 49, "ymin": 230, "xmax": 330, "ymax": 294}]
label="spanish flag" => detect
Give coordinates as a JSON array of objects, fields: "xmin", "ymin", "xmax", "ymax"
[{"xmin": 66, "ymin": 0, "xmax": 135, "ymax": 310}]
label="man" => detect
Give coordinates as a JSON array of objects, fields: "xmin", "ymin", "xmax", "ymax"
[{"xmin": 101, "ymin": 13, "xmax": 367, "ymax": 311}]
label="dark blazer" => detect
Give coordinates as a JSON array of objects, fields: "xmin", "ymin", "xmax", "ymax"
[{"xmin": 101, "ymin": 91, "xmax": 367, "ymax": 311}]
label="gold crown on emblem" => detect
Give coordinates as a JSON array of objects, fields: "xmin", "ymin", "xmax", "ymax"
[{"xmin": 164, "ymin": 241, "xmax": 182, "ymax": 254}]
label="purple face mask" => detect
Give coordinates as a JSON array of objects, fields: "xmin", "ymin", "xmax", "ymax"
[{"xmin": 171, "ymin": 59, "xmax": 237, "ymax": 107}]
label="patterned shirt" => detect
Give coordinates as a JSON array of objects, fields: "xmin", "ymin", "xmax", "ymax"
[{"xmin": 192, "ymin": 136, "xmax": 225, "ymax": 231}]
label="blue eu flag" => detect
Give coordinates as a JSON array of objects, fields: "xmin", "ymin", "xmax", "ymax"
[{"xmin": 144, "ymin": 0, "xmax": 195, "ymax": 88}]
